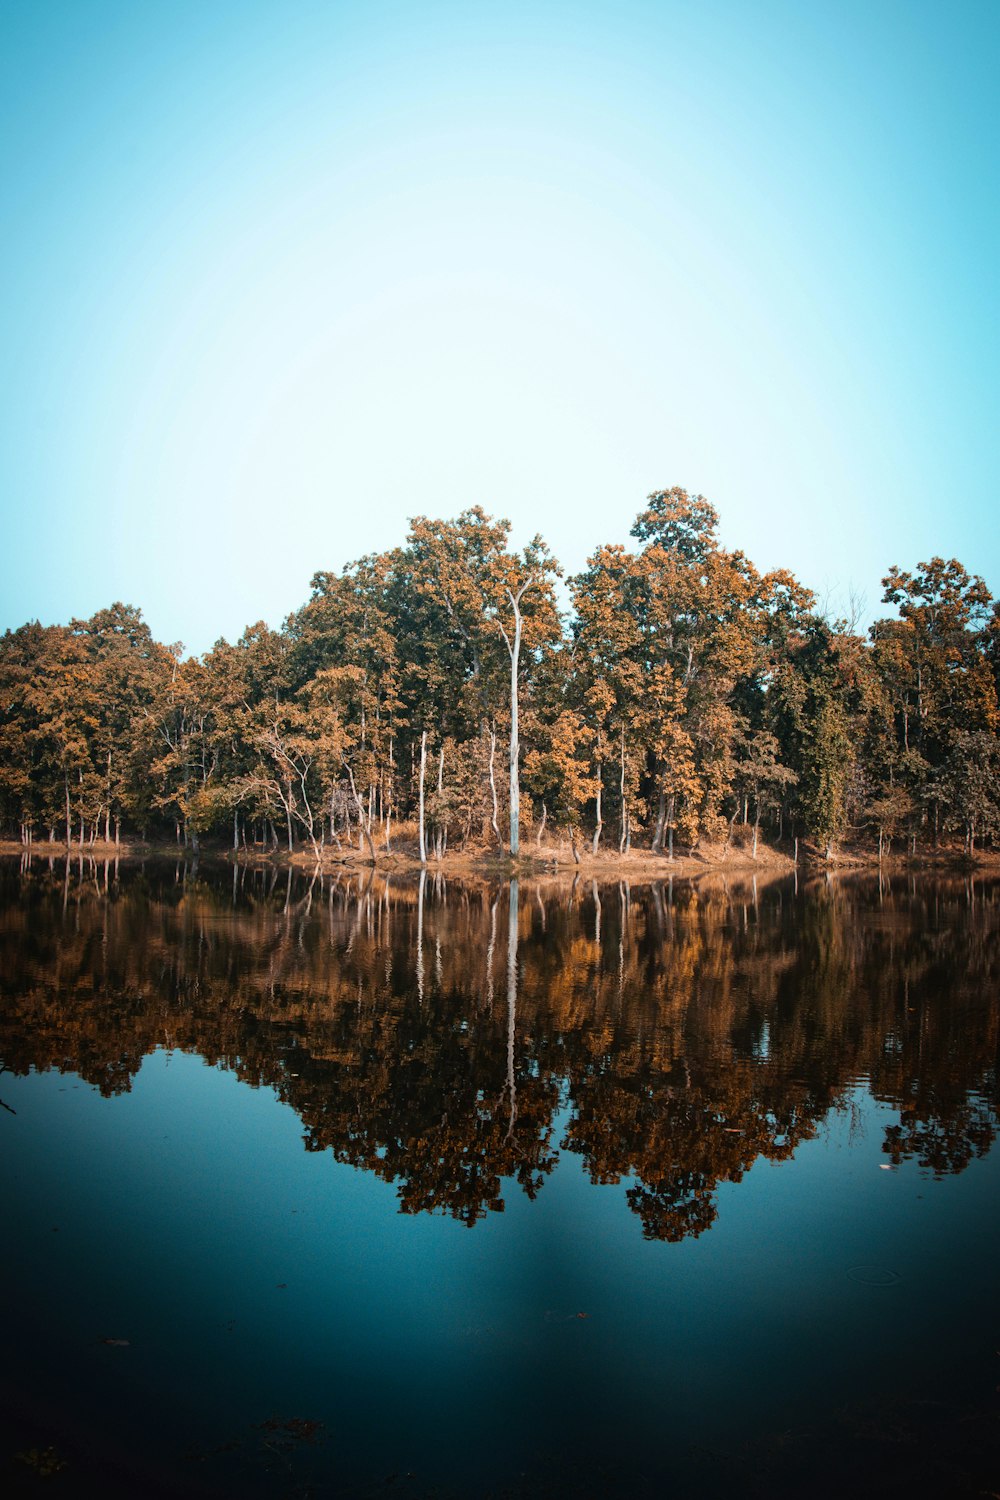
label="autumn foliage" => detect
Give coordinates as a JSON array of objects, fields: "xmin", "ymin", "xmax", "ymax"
[{"xmin": 2, "ymin": 491, "xmax": 998, "ymax": 857}]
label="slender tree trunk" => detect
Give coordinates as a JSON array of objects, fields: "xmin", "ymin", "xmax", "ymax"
[
  {"xmin": 592, "ymin": 777, "xmax": 603, "ymax": 855},
  {"xmin": 536, "ymin": 801, "xmax": 547, "ymax": 848},
  {"xmin": 419, "ymin": 729, "xmax": 428, "ymax": 865},
  {"xmin": 433, "ymin": 742, "xmax": 445, "ymax": 857},
  {"xmin": 65, "ymin": 774, "xmax": 71, "ymax": 850},
  {"xmin": 487, "ymin": 724, "xmax": 504, "ymax": 852},
  {"xmin": 618, "ymin": 728, "xmax": 627, "ymax": 855},
  {"xmin": 345, "ymin": 763, "xmax": 377, "ymax": 865},
  {"xmin": 508, "ymin": 600, "xmax": 522, "ymax": 857}
]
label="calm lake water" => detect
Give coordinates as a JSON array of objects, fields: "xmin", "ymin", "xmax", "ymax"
[{"xmin": 1, "ymin": 858, "xmax": 998, "ymax": 1498}]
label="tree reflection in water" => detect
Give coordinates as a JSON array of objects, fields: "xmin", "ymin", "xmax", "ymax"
[{"xmin": 1, "ymin": 858, "xmax": 997, "ymax": 1240}]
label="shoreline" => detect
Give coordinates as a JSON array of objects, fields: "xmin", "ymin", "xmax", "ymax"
[{"xmin": 3, "ymin": 837, "xmax": 998, "ymax": 881}]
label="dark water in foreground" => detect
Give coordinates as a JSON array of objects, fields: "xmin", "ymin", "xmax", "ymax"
[{"xmin": 1, "ymin": 858, "xmax": 998, "ymax": 1498}]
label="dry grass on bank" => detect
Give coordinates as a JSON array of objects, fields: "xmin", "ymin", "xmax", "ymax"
[{"xmin": 2, "ymin": 825, "xmax": 998, "ymax": 878}]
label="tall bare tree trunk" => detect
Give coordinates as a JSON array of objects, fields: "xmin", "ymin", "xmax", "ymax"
[
  {"xmin": 487, "ymin": 723, "xmax": 504, "ymax": 852},
  {"xmin": 592, "ymin": 778, "xmax": 603, "ymax": 855},
  {"xmin": 508, "ymin": 597, "xmax": 522, "ymax": 857},
  {"xmin": 497, "ymin": 580, "xmax": 533, "ymax": 860},
  {"xmin": 619, "ymin": 728, "xmax": 627, "ymax": 855},
  {"xmin": 419, "ymin": 729, "xmax": 428, "ymax": 865},
  {"xmin": 345, "ymin": 764, "xmax": 377, "ymax": 865}
]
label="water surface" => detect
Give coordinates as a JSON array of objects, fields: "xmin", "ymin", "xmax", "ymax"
[{"xmin": 1, "ymin": 859, "xmax": 998, "ymax": 1496}]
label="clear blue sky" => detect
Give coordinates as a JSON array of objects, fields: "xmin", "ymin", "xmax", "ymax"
[{"xmin": 2, "ymin": 0, "xmax": 997, "ymax": 655}]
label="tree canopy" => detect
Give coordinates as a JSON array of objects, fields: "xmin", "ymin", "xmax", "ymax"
[{"xmin": 2, "ymin": 489, "xmax": 997, "ymax": 859}]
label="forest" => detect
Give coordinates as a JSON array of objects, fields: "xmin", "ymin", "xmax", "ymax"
[{"xmin": 2, "ymin": 488, "xmax": 999, "ymax": 862}]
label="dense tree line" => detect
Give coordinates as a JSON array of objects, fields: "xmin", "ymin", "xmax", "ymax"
[{"xmin": 2, "ymin": 489, "xmax": 998, "ymax": 858}]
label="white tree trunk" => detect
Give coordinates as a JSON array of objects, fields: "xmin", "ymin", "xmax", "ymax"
[
  {"xmin": 488, "ymin": 723, "xmax": 504, "ymax": 851},
  {"xmin": 418, "ymin": 729, "xmax": 427, "ymax": 865},
  {"xmin": 508, "ymin": 597, "xmax": 522, "ymax": 857}
]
